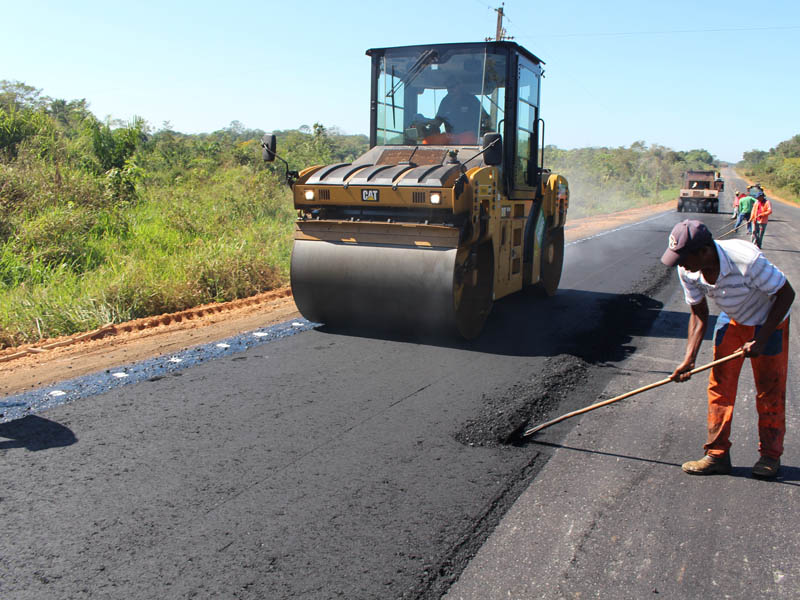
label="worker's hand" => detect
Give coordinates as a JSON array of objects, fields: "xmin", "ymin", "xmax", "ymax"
[
  {"xmin": 670, "ymin": 359, "xmax": 695, "ymax": 382},
  {"xmin": 742, "ymin": 340, "xmax": 764, "ymax": 358}
]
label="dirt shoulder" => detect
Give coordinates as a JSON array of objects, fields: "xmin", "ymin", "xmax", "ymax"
[
  {"xmin": 1, "ymin": 200, "xmax": 674, "ymax": 398},
  {"xmin": 731, "ymin": 167, "xmax": 799, "ymax": 207}
]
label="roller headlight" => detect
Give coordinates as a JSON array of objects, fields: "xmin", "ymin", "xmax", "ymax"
[
  {"xmin": 304, "ymin": 189, "xmax": 315, "ymax": 201},
  {"xmin": 430, "ymin": 192, "xmax": 441, "ymax": 205}
]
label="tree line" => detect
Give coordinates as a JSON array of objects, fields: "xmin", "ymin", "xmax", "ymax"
[
  {"xmin": 544, "ymin": 142, "xmax": 718, "ymax": 217},
  {"xmin": 739, "ymin": 134, "xmax": 800, "ymax": 198}
]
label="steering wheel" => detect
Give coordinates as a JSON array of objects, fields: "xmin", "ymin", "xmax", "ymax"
[{"xmin": 409, "ymin": 115, "xmax": 441, "ymax": 139}]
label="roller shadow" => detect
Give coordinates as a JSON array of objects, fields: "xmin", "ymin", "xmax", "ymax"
[
  {"xmin": 317, "ymin": 288, "xmax": 700, "ymax": 362},
  {"xmin": 0, "ymin": 415, "xmax": 77, "ymax": 451}
]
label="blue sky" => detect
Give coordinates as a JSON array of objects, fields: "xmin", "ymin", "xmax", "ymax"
[{"xmin": 3, "ymin": 0, "xmax": 799, "ymax": 162}]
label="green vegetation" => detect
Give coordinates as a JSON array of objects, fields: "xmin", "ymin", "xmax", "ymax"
[
  {"xmin": 544, "ymin": 142, "xmax": 717, "ymax": 219},
  {"xmin": 738, "ymin": 134, "xmax": 800, "ymax": 203},
  {"xmin": 0, "ymin": 80, "xmax": 367, "ymax": 347}
]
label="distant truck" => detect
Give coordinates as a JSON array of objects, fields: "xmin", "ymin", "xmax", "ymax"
[{"xmin": 676, "ymin": 170, "xmax": 724, "ymax": 213}]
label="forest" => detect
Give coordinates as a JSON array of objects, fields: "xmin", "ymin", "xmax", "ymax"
[{"xmin": 1, "ymin": 80, "xmax": 717, "ymax": 346}]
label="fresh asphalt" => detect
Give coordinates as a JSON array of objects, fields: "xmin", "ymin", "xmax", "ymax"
[
  {"xmin": 1, "ymin": 170, "xmax": 797, "ymax": 599},
  {"xmin": 447, "ymin": 168, "xmax": 800, "ymax": 599}
]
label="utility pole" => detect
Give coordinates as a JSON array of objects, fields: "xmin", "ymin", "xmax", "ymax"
[
  {"xmin": 495, "ymin": 3, "xmax": 505, "ymax": 41},
  {"xmin": 489, "ymin": 3, "xmax": 513, "ymax": 42},
  {"xmin": 485, "ymin": 3, "xmax": 512, "ymax": 126}
]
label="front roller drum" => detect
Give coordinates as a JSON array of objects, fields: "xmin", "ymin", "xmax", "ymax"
[{"xmin": 291, "ymin": 240, "xmax": 493, "ymax": 339}]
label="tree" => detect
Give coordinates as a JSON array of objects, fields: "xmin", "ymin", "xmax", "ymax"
[
  {"xmin": 0, "ymin": 80, "xmax": 47, "ymax": 111},
  {"xmin": 86, "ymin": 117, "xmax": 146, "ymax": 172},
  {"xmin": 742, "ymin": 149, "xmax": 768, "ymax": 165},
  {"xmin": 47, "ymin": 98, "xmax": 92, "ymax": 135},
  {"xmin": 773, "ymin": 134, "xmax": 800, "ymax": 159}
]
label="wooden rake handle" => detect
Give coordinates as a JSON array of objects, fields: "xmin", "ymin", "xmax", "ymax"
[{"xmin": 523, "ymin": 349, "xmax": 746, "ymax": 437}]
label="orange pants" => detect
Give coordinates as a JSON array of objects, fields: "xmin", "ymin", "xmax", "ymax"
[{"xmin": 705, "ymin": 317, "xmax": 789, "ymax": 459}]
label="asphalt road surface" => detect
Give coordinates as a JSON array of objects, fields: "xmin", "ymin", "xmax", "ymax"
[{"xmin": 2, "ymin": 169, "xmax": 798, "ymax": 599}]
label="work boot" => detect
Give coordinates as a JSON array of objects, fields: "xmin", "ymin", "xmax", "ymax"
[
  {"xmin": 752, "ymin": 456, "xmax": 780, "ymax": 479},
  {"xmin": 681, "ymin": 453, "xmax": 732, "ymax": 475}
]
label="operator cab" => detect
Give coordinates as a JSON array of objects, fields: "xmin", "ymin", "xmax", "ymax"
[
  {"xmin": 367, "ymin": 41, "xmax": 545, "ymax": 191},
  {"xmin": 690, "ymin": 180, "xmax": 711, "ymax": 190}
]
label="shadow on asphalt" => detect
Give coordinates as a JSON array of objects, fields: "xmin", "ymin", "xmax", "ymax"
[
  {"xmin": 731, "ymin": 465, "xmax": 800, "ymax": 487},
  {"xmin": 527, "ymin": 440, "xmax": 682, "ymax": 467},
  {"xmin": 763, "ymin": 248, "xmax": 800, "ymax": 254},
  {"xmin": 530, "ymin": 440, "xmax": 800, "ymax": 487},
  {"xmin": 316, "ymin": 288, "xmax": 699, "ymax": 361},
  {"xmin": 0, "ymin": 415, "xmax": 77, "ymax": 451}
]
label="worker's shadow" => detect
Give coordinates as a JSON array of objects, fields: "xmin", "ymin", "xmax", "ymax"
[
  {"xmin": 763, "ymin": 248, "xmax": 800, "ymax": 255},
  {"xmin": 730, "ymin": 464, "xmax": 800, "ymax": 486},
  {"xmin": 532, "ymin": 440, "xmax": 800, "ymax": 487},
  {"xmin": 0, "ymin": 415, "xmax": 77, "ymax": 451}
]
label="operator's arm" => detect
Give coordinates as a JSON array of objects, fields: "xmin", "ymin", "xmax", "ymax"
[
  {"xmin": 670, "ymin": 298, "xmax": 709, "ymax": 382},
  {"xmin": 743, "ymin": 280, "xmax": 795, "ymax": 357},
  {"xmin": 434, "ymin": 96, "xmax": 453, "ymax": 132}
]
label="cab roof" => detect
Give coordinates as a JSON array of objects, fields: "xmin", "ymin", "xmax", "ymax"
[{"xmin": 366, "ymin": 41, "xmax": 544, "ymax": 65}]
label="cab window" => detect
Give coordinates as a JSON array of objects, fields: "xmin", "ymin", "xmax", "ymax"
[
  {"xmin": 375, "ymin": 48, "xmax": 506, "ymax": 146},
  {"xmin": 514, "ymin": 62, "xmax": 540, "ymax": 187}
]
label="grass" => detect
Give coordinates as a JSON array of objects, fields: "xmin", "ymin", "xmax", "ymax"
[{"xmin": 0, "ymin": 165, "xmax": 295, "ymax": 347}]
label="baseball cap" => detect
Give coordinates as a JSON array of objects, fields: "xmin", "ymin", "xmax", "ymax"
[{"xmin": 660, "ymin": 220, "xmax": 713, "ymax": 267}]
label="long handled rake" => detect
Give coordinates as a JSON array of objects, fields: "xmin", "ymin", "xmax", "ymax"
[
  {"xmin": 523, "ymin": 350, "xmax": 746, "ymax": 437},
  {"xmin": 715, "ymin": 220, "xmax": 741, "ymax": 240}
]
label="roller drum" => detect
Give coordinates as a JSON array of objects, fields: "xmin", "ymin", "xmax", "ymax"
[{"xmin": 291, "ymin": 240, "xmax": 490, "ymax": 337}]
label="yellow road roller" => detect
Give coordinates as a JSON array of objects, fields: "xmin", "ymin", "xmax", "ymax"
[{"xmin": 262, "ymin": 41, "xmax": 569, "ymax": 338}]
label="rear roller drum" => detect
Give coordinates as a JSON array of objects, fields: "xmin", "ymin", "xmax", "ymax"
[
  {"xmin": 533, "ymin": 225, "xmax": 565, "ymax": 297},
  {"xmin": 452, "ymin": 242, "xmax": 494, "ymax": 339}
]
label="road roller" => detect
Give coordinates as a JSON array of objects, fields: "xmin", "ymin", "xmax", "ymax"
[{"xmin": 262, "ymin": 41, "xmax": 569, "ymax": 338}]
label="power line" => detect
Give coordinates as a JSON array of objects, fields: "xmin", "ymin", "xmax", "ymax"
[
  {"xmin": 534, "ymin": 24, "xmax": 800, "ymax": 39},
  {"xmin": 472, "ymin": 0, "xmax": 494, "ymax": 11}
]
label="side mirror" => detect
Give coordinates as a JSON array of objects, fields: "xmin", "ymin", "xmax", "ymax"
[
  {"xmin": 481, "ymin": 133, "xmax": 502, "ymax": 166},
  {"xmin": 261, "ymin": 134, "xmax": 277, "ymax": 162}
]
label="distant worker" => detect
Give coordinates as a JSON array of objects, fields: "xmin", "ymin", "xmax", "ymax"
[
  {"xmin": 734, "ymin": 191, "xmax": 755, "ymax": 235},
  {"xmin": 661, "ymin": 219, "xmax": 794, "ymax": 478},
  {"xmin": 749, "ymin": 191, "xmax": 772, "ymax": 248},
  {"xmin": 731, "ymin": 189, "xmax": 742, "ymax": 220}
]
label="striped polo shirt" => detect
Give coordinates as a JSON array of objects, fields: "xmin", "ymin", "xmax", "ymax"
[{"xmin": 678, "ymin": 239, "xmax": 787, "ymax": 326}]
